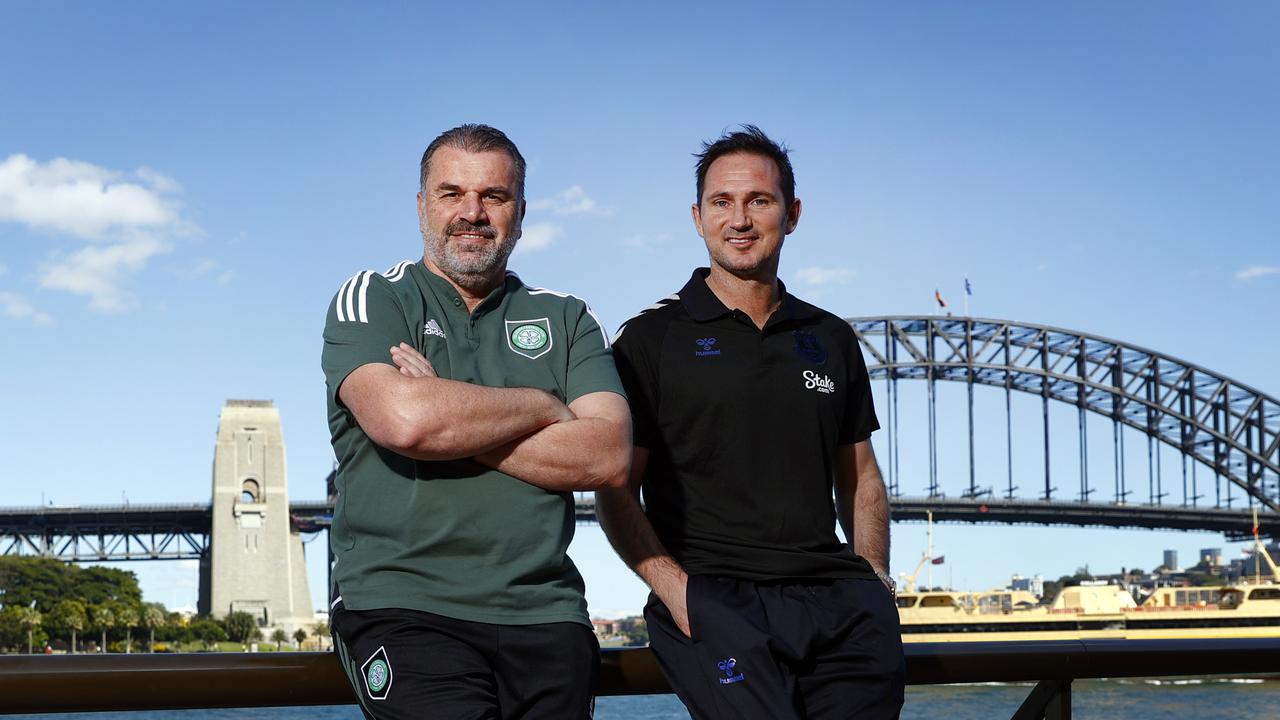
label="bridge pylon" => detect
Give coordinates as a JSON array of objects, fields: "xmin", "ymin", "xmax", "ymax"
[{"xmin": 198, "ymin": 400, "xmax": 313, "ymax": 634}]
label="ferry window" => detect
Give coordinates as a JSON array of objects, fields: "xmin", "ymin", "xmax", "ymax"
[
  {"xmin": 1248, "ymin": 589, "xmax": 1280, "ymax": 601},
  {"xmin": 896, "ymin": 597, "xmax": 918, "ymax": 608},
  {"xmin": 1176, "ymin": 591, "xmax": 1187, "ymax": 605},
  {"xmin": 921, "ymin": 596, "xmax": 954, "ymax": 608}
]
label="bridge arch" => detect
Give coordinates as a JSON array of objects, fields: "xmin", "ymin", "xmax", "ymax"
[{"xmin": 850, "ymin": 317, "xmax": 1280, "ymax": 514}]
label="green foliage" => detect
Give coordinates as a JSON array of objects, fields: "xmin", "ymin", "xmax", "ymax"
[
  {"xmin": 0, "ymin": 557, "xmax": 73, "ymax": 611},
  {"xmin": 189, "ymin": 618, "xmax": 227, "ymax": 649},
  {"xmin": 293, "ymin": 628, "xmax": 308, "ymax": 648},
  {"xmin": 47, "ymin": 600, "xmax": 87, "ymax": 634},
  {"xmin": 271, "ymin": 628, "xmax": 288, "ymax": 650},
  {"xmin": 0, "ymin": 558, "xmax": 142, "ymax": 614},
  {"xmin": 222, "ymin": 611, "xmax": 261, "ymax": 644}
]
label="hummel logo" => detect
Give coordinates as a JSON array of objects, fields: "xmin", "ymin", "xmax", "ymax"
[
  {"xmin": 424, "ymin": 319, "xmax": 446, "ymax": 339},
  {"xmin": 803, "ymin": 370, "xmax": 835, "ymax": 394},
  {"xmin": 695, "ymin": 337, "xmax": 721, "ymax": 357}
]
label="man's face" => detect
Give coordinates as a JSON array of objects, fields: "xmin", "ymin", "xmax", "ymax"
[
  {"xmin": 418, "ymin": 146, "xmax": 525, "ymax": 290},
  {"xmin": 692, "ymin": 152, "xmax": 800, "ymax": 279}
]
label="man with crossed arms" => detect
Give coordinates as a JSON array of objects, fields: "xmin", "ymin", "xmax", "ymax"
[{"xmin": 323, "ymin": 124, "xmax": 630, "ymax": 719}]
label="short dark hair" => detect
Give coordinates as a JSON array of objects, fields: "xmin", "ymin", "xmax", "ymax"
[
  {"xmin": 419, "ymin": 124, "xmax": 527, "ymax": 199},
  {"xmin": 694, "ymin": 125, "xmax": 795, "ymax": 207}
]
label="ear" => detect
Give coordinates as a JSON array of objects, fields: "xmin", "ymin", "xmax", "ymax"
[
  {"xmin": 513, "ymin": 198, "xmax": 526, "ymax": 240},
  {"xmin": 417, "ymin": 191, "xmax": 428, "ymax": 222},
  {"xmin": 691, "ymin": 203, "xmax": 705, "ymax": 238},
  {"xmin": 785, "ymin": 197, "xmax": 802, "ymax": 235}
]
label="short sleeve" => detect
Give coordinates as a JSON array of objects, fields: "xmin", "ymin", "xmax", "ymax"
[
  {"xmin": 563, "ymin": 300, "xmax": 626, "ymax": 405},
  {"xmin": 839, "ymin": 327, "xmax": 881, "ymax": 445},
  {"xmin": 612, "ymin": 320, "xmax": 660, "ymax": 449},
  {"xmin": 322, "ymin": 271, "xmax": 414, "ymax": 408}
]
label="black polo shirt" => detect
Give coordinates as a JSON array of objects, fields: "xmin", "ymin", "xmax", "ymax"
[{"xmin": 613, "ymin": 268, "xmax": 880, "ymax": 582}]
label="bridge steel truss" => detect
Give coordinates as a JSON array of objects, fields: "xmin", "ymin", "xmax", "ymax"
[
  {"xmin": 0, "ymin": 504, "xmax": 211, "ymax": 562},
  {"xmin": 851, "ymin": 317, "xmax": 1280, "ymax": 516}
]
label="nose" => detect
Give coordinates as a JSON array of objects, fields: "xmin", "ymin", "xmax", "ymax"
[
  {"xmin": 730, "ymin": 203, "xmax": 751, "ymax": 230},
  {"xmin": 457, "ymin": 192, "xmax": 488, "ymax": 225}
]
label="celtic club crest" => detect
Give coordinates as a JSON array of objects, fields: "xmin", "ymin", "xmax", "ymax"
[
  {"xmin": 360, "ymin": 646, "xmax": 393, "ymax": 700},
  {"xmin": 505, "ymin": 318, "xmax": 553, "ymax": 359}
]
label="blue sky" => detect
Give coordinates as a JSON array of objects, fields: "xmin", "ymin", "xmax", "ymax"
[{"xmin": 1, "ymin": 3, "xmax": 1277, "ymax": 616}]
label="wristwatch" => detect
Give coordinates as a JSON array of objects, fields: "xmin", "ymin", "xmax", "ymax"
[{"xmin": 874, "ymin": 568, "xmax": 896, "ymax": 598}]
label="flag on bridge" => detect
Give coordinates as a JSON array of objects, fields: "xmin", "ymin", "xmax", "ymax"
[
  {"xmin": 932, "ymin": 555, "xmax": 946, "ymax": 565},
  {"xmin": 965, "ymin": 276, "xmax": 973, "ymax": 296},
  {"xmin": 935, "ymin": 289, "xmax": 948, "ymax": 309}
]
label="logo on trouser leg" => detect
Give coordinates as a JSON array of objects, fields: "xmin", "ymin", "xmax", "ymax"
[
  {"xmin": 717, "ymin": 657, "xmax": 745, "ymax": 685},
  {"xmin": 361, "ymin": 646, "xmax": 393, "ymax": 700}
]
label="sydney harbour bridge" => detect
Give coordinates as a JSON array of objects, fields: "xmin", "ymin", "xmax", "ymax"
[{"xmin": 2, "ymin": 315, "xmax": 1277, "ymax": 566}]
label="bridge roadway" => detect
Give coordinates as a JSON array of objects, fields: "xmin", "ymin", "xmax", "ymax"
[{"xmin": 1, "ymin": 496, "xmax": 1274, "ymax": 562}]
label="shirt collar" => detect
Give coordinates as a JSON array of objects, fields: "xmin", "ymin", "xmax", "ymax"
[
  {"xmin": 679, "ymin": 267, "xmax": 822, "ymax": 325},
  {"xmin": 413, "ymin": 260, "xmax": 517, "ymax": 315}
]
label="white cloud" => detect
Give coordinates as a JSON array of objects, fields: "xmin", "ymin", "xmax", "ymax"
[
  {"xmin": 1237, "ymin": 265, "xmax": 1280, "ymax": 281},
  {"xmin": 514, "ymin": 223, "xmax": 563, "ymax": 255},
  {"xmin": 39, "ymin": 233, "xmax": 172, "ymax": 313},
  {"xmin": 794, "ymin": 266, "xmax": 856, "ymax": 286},
  {"xmin": 529, "ymin": 185, "xmax": 610, "ymax": 216},
  {"xmin": 217, "ymin": 270, "xmax": 235, "ymax": 286},
  {"xmin": 136, "ymin": 166, "xmax": 182, "ymax": 194},
  {"xmin": 0, "ymin": 154, "xmax": 178, "ymax": 239},
  {"xmin": 623, "ymin": 232, "xmax": 671, "ymax": 249},
  {"xmin": 0, "ymin": 154, "xmax": 194, "ymax": 313},
  {"xmin": 0, "ymin": 291, "xmax": 54, "ymax": 326}
]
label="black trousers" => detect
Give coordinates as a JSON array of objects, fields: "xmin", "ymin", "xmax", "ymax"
[
  {"xmin": 645, "ymin": 576, "xmax": 904, "ymax": 719},
  {"xmin": 331, "ymin": 605, "xmax": 599, "ymax": 720}
]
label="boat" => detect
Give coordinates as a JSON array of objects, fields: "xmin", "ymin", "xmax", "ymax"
[{"xmin": 896, "ymin": 510, "xmax": 1280, "ymax": 642}]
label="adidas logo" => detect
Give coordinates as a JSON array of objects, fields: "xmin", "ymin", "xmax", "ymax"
[{"xmin": 424, "ymin": 319, "xmax": 447, "ymax": 339}]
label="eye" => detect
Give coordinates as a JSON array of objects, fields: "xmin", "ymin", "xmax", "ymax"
[
  {"xmin": 750, "ymin": 197, "xmax": 771, "ymax": 207},
  {"xmin": 712, "ymin": 198, "xmax": 730, "ymax": 208}
]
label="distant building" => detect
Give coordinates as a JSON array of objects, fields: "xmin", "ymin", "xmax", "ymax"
[
  {"xmin": 1009, "ymin": 574, "xmax": 1044, "ymax": 598},
  {"xmin": 1163, "ymin": 550, "xmax": 1178, "ymax": 571},
  {"xmin": 1199, "ymin": 547, "xmax": 1223, "ymax": 567}
]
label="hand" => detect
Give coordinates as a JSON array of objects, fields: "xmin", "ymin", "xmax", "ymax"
[
  {"xmin": 657, "ymin": 573, "xmax": 692, "ymax": 639},
  {"xmin": 390, "ymin": 342, "xmax": 438, "ymax": 378}
]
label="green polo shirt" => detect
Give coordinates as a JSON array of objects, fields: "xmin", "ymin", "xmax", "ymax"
[{"xmin": 322, "ymin": 259, "xmax": 624, "ymax": 626}]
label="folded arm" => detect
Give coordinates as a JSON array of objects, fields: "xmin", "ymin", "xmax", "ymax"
[
  {"xmin": 596, "ymin": 448, "xmax": 691, "ymax": 637},
  {"xmin": 835, "ymin": 440, "xmax": 891, "ymax": 576},
  {"xmin": 339, "ymin": 357, "xmax": 572, "ymax": 462}
]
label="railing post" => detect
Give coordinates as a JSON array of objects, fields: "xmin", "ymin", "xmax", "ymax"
[{"xmin": 1011, "ymin": 678, "xmax": 1071, "ymax": 720}]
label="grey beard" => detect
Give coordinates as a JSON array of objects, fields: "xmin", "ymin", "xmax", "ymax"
[{"xmin": 421, "ymin": 223, "xmax": 518, "ymax": 293}]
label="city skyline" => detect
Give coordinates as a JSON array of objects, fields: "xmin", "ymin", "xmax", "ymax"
[{"xmin": 2, "ymin": 3, "xmax": 1278, "ymax": 617}]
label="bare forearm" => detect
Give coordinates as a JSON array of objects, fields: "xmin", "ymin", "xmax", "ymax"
[
  {"xmin": 342, "ymin": 364, "xmax": 568, "ymax": 461},
  {"xmin": 476, "ymin": 416, "xmax": 630, "ymax": 491},
  {"xmin": 852, "ymin": 470, "xmax": 891, "ymax": 574},
  {"xmin": 596, "ymin": 487, "xmax": 686, "ymax": 600}
]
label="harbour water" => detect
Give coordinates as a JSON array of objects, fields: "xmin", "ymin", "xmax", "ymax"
[{"xmin": 8, "ymin": 678, "xmax": 1280, "ymax": 719}]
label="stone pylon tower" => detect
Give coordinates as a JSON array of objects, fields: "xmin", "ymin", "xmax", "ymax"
[{"xmin": 198, "ymin": 400, "xmax": 314, "ymax": 634}]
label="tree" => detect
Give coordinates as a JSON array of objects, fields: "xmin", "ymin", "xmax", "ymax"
[
  {"xmin": 141, "ymin": 603, "xmax": 166, "ymax": 652},
  {"xmin": 310, "ymin": 621, "xmax": 329, "ymax": 651},
  {"xmin": 88, "ymin": 604, "xmax": 116, "ymax": 653},
  {"xmin": 293, "ymin": 627, "xmax": 308, "ymax": 650},
  {"xmin": 0, "ymin": 557, "xmax": 73, "ymax": 611},
  {"xmin": 17, "ymin": 606, "xmax": 42, "ymax": 654},
  {"xmin": 189, "ymin": 618, "xmax": 226, "ymax": 651},
  {"xmin": 223, "ymin": 611, "xmax": 260, "ymax": 645},
  {"xmin": 74, "ymin": 567, "xmax": 142, "ymax": 607},
  {"xmin": 114, "ymin": 602, "xmax": 139, "ymax": 654},
  {"xmin": 48, "ymin": 600, "xmax": 87, "ymax": 654},
  {"xmin": 271, "ymin": 628, "xmax": 288, "ymax": 651}
]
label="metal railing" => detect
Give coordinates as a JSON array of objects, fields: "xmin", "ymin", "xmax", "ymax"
[{"xmin": 1, "ymin": 639, "xmax": 1278, "ymax": 718}]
